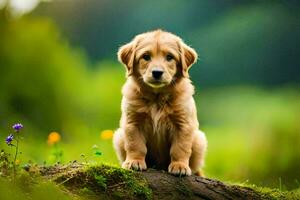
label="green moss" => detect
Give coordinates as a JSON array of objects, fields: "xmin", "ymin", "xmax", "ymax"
[
  {"xmin": 79, "ymin": 187, "xmax": 94, "ymax": 195},
  {"xmin": 93, "ymin": 174, "xmax": 107, "ymax": 189},
  {"xmin": 56, "ymin": 164, "xmax": 152, "ymax": 200},
  {"xmin": 239, "ymin": 183, "xmax": 300, "ymax": 200}
]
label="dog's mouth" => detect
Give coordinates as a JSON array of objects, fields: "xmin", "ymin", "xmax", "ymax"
[{"xmin": 146, "ymin": 80, "xmax": 168, "ymax": 88}]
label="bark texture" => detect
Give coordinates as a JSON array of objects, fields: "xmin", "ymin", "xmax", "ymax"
[{"xmin": 141, "ymin": 169, "xmax": 263, "ymax": 200}]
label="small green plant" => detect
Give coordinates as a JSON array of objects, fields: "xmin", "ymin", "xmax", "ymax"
[
  {"xmin": 5, "ymin": 123, "xmax": 24, "ymax": 177},
  {"xmin": 80, "ymin": 145, "xmax": 102, "ymax": 164}
]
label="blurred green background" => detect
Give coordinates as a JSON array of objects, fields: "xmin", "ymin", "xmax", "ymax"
[{"xmin": 0, "ymin": 0, "xmax": 299, "ymax": 190}]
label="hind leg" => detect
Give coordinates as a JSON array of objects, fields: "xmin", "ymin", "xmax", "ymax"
[
  {"xmin": 189, "ymin": 130, "xmax": 207, "ymax": 176},
  {"xmin": 113, "ymin": 128, "xmax": 126, "ymax": 164}
]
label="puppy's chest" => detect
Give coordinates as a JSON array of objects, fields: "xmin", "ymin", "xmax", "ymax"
[
  {"xmin": 137, "ymin": 100, "xmax": 174, "ymax": 135},
  {"xmin": 149, "ymin": 104, "xmax": 170, "ymax": 131}
]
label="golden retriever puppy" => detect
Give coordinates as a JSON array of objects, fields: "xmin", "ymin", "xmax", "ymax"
[{"xmin": 113, "ymin": 30, "xmax": 207, "ymax": 176}]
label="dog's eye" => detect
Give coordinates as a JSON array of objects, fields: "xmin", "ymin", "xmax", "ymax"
[
  {"xmin": 166, "ymin": 54, "xmax": 174, "ymax": 61},
  {"xmin": 142, "ymin": 54, "xmax": 151, "ymax": 61}
]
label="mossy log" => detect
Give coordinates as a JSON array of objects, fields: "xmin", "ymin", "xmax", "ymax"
[{"xmin": 32, "ymin": 163, "xmax": 291, "ymax": 200}]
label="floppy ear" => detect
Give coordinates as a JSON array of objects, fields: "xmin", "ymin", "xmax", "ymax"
[
  {"xmin": 180, "ymin": 41, "xmax": 198, "ymax": 77},
  {"xmin": 118, "ymin": 41, "xmax": 135, "ymax": 76}
]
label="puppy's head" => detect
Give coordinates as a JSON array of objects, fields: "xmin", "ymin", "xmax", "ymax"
[{"xmin": 118, "ymin": 30, "xmax": 197, "ymax": 89}]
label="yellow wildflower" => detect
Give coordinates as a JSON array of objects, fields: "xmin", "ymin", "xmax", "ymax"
[
  {"xmin": 47, "ymin": 131, "xmax": 61, "ymax": 145},
  {"xmin": 100, "ymin": 130, "xmax": 113, "ymax": 140},
  {"xmin": 15, "ymin": 159, "xmax": 20, "ymax": 165}
]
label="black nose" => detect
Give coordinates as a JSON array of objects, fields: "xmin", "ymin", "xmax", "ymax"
[{"xmin": 152, "ymin": 70, "xmax": 163, "ymax": 79}]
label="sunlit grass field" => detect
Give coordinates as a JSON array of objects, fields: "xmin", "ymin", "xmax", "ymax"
[{"xmin": 199, "ymin": 86, "xmax": 300, "ymax": 189}]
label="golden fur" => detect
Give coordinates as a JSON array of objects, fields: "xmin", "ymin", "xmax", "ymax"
[{"xmin": 113, "ymin": 30, "xmax": 207, "ymax": 176}]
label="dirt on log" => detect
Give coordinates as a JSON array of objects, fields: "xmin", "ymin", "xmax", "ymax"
[{"xmin": 35, "ymin": 163, "xmax": 272, "ymax": 200}]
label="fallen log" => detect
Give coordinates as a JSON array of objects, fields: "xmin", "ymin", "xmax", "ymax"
[{"xmin": 31, "ymin": 163, "xmax": 292, "ymax": 200}]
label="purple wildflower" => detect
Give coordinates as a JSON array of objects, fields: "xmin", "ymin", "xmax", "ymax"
[
  {"xmin": 12, "ymin": 123, "xmax": 23, "ymax": 132},
  {"xmin": 5, "ymin": 134, "xmax": 14, "ymax": 145}
]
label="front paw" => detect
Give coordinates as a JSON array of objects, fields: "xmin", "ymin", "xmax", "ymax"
[
  {"xmin": 122, "ymin": 159, "xmax": 147, "ymax": 171},
  {"xmin": 168, "ymin": 161, "xmax": 191, "ymax": 176}
]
